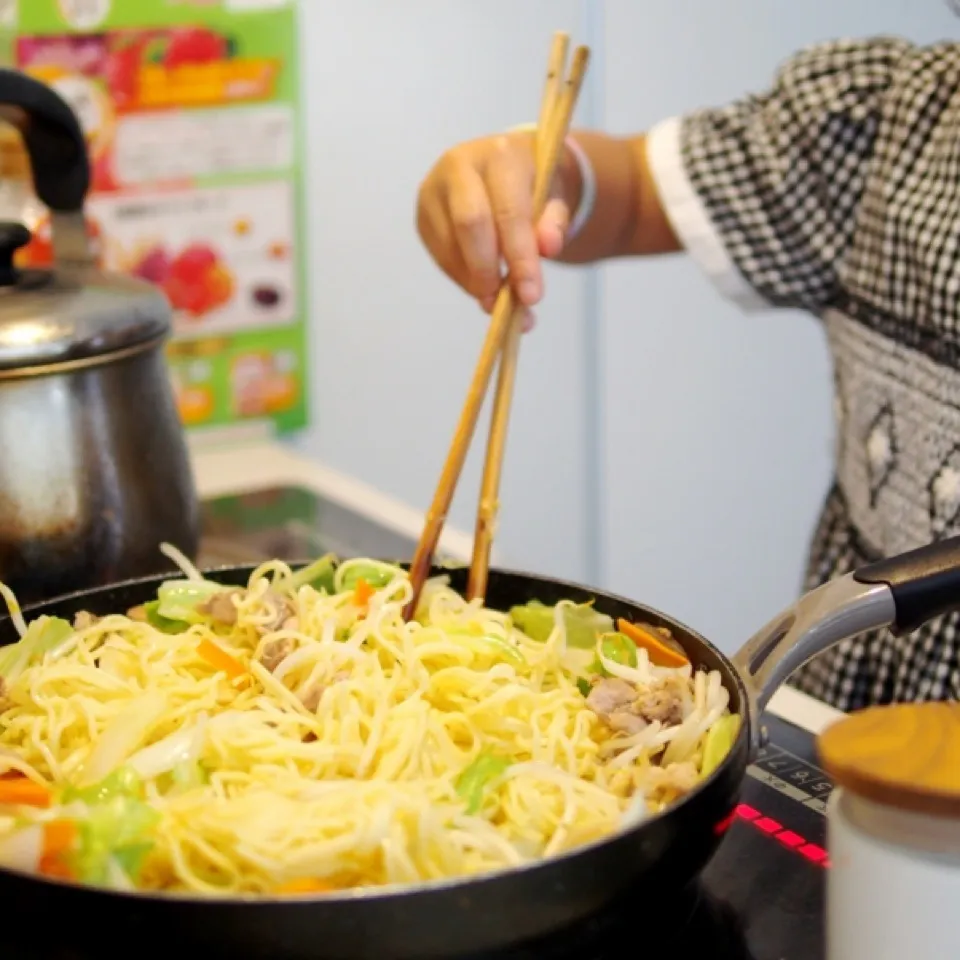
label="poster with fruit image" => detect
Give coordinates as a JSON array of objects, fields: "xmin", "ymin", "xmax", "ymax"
[
  {"xmin": 89, "ymin": 180, "xmax": 296, "ymax": 337},
  {"xmin": 12, "ymin": 0, "xmax": 308, "ymax": 437}
]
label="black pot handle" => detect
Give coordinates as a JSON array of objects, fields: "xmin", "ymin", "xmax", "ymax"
[
  {"xmin": 0, "ymin": 68, "xmax": 89, "ymax": 213},
  {"xmin": 853, "ymin": 535, "xmax": 960, "ymax": 635}
]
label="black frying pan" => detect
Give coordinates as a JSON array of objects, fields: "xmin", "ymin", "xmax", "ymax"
[{"xmin": 3, "ymin": 538, "xmax": 960, "ymax": 960}]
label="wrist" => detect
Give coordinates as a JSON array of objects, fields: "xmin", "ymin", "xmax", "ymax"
[
  {"xmin": 555, "ymin": 139, "xmax": 584, "ymax": 226},
  {"xmin": 561, "ymin": 135, "xmax": 595, "ymax": 241}
]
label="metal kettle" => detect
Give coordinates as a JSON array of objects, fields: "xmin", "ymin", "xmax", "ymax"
[{"xmin": 0, "ymin": 69, "xmax": 198, "ymax": 604}]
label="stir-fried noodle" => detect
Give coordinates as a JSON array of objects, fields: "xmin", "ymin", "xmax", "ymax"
[{"xmin": 0, "ymin": 553, "xmax": 739, "ymax": 895}]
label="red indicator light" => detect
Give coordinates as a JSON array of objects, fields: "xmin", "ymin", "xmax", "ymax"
[
  {"xmin": 737, "ymin": 804, "xmax": 831, "ymax": 866},
  {"xmin": 754, "ymin": 816, "xmax": 783, "ymax": 834},
  {"xmin": 798, "ymin": 843, "xmax": 828, "ymax": 863},
  {"xmin": 713, "ymin": 808, "xmax": 737, "ymax": 836},
  {"xmin": 776, "ymin": 830, "xmax": 804, "ymax": 848}
]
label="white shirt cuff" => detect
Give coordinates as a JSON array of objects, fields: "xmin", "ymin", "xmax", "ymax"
[{"xmin": 645, "ymin": 116, "xmax": 771, "ymax": 313}]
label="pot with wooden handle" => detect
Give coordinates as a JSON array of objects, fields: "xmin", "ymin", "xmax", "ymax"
[{"xmin": 0, "ymin": 68, "xmax": 198, "ymax": 604}]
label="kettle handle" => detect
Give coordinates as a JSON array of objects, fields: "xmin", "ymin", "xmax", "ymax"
[{"xmin": 0, "ymin": 69, "xmax": 89, "ymax": 213}]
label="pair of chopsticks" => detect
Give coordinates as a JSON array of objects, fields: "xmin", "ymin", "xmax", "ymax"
[{"xmin": 404, "ymin": 33, "xmax": 590, "ymax": 620}]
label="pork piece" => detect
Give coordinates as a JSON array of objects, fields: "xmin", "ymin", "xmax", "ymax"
[
  {"xmin": 75, "ymin": 611, "xmax": 101, "ymax": 629},
  {"xmin": 606, "ymin": 711, "xmax": 648, "ymax": 736},
  {"xmin": 586, "ymin": 676, "xmax": 685, "ymax": 735},
  {"xmin": 586, "ymin": 678, "xmax": 648, "ymax": 736},
  {"xmin": 198, "ymin": 590, "xmax": 243, "ymax": 626},
  {"xmin": 259, "ymin": 636, "xmax": 295, "ymax": 673},
  {"xmin": 665, "ymin": 762, "xmax": 700, "ymax": 793},
  {"xmin": 262, "ymin": 591, "xmax": 293, "ymax": 632},
  {"xmin": 647, "ymin": 761, "xmax": 700, "ymax": 799},
  {"xmin": 636, "ymin": 686, "xmax": 683, "ymax": 727},
  {"xmin": 299, "ymin": 685, "xmax": 323, "ymax": 712},
  {"xmin": 298, "ymin": 671, "xmax": 349, "ymax": 712},
  {"xmin": 585, "ymin": 677, "xmax": 635, "ymax": 715},
  {"xmin": 197, "ymin": 588, "xmax": 292, "ymax": 631}
]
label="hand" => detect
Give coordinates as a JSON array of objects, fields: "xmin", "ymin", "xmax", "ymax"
[{"xmin": 416, "ymin": 131, "xmax": 578, "ymax": 330}]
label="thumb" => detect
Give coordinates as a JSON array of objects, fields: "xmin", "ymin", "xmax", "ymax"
[{"xmin": 537, "ymin": 186, "xmax": 570, "ymax": 260}]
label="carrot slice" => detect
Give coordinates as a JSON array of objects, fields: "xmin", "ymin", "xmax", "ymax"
[
  {"xmin": 352, "ymin": 578, "xmax": 374, "ymax": 607},
  {"xmin": 0, "ymin": 775, "xmax": 52, "ymax": 808},
  {"xmin": 276, "ymin": 877, "xmax": 335, "ymax": 895},
  {"xmin": 42, "ymin": 819, "xmax": 77, "ymax": 859},
  {"xmin": 40, "ymin": 857, "xmax": 74, "ymax": 880},
  {"xmin": 617, "ymin": 619, "xmax": 690, "ymax": 669},
  {"xmin": 196, "ymin": 638, "xmax": 247, "ymax": 681},
  {"xmin": 39, "ymin": 819, "xmax": 78, "ymax": 879}
]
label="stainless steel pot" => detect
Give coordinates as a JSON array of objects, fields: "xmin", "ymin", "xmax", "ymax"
[{"xmin": 0, "ymin": 69, "xmax": 198, "ymax": 603}]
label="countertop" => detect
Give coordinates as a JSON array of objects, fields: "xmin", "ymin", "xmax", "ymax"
[{"xmin": 190, "ymin": 437, "xmax": 844, "ymax": 739}]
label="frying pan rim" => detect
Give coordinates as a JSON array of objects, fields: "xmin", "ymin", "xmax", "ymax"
[{"xmin": 0, "ymin": 562, "xmax": 752, "ymax": 905}]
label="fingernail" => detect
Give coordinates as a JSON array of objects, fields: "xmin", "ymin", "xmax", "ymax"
[
  {"xmin": 521, "ymin": 309, "xmax": 536, "ymax": 333},
  {"xmin": 517, "ymin": 279, "xmax": 538, "ymax": 304},
  {"xmin": 480, "ymin": 295, "xmax": 496, "ymax": 312}
]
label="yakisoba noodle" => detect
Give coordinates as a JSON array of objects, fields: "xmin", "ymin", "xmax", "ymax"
[{"xmin": 0, "ymin": 551, "xmax": 739, "ymax": 895}]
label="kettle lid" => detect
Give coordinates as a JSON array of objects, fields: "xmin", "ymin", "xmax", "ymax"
[{"xmin": 0, "ymin": 220, "xmax": 171, "ymax": 372}]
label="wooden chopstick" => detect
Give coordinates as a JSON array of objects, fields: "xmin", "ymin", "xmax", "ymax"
[
  {"xmin": 466, "ymin": 33, "xmax": 570, "ymax": 601},
  {"xmin": 538, "ymin": 33, "xmax": 571, "ymax": 146},
  {"xmin": 466, "ymin": 42, "xmax": 589, "ymax": 601},
  {"xmin": 404, "ymin": 38, "xmax": 591, "ymax": 620}
]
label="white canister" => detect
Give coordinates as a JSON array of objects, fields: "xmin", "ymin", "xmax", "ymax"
[{"xmin": 819, "ymin": 702, "xmax": 960, "ymax": 960}]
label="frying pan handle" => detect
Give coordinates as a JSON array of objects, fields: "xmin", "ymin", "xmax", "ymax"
[
  {"xmin": 852, "ymin": 535, "xmax": 960, "ymax": 635},
  {"xmin": 731, "ymin": 575, "xmax": 896, "ymax": 717},
  {"xmin": 732, "ymin": 534, "xmax": 960, "ymax": 718},
  {"xmin": 0, "ymin": 69, "xmax": 89, "ymax": 213}
]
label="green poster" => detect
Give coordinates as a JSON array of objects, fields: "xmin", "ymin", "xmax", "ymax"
[{"xmin": 11, "ymin": 0, "xmax": 308, "ymax": 436}]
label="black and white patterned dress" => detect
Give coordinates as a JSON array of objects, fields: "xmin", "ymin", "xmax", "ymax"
[{"xmin": 645, "ymin": 36, "xmax": 960, "ymax": 711}]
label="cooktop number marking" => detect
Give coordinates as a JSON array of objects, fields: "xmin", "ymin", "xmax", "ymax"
[
  {"xmin": 747, "ymin": 765, "xmax": 811, "ymax": 803},
  {"xmin": 748, "ymin": 742, "xmax": 834, "ymax": 814}
]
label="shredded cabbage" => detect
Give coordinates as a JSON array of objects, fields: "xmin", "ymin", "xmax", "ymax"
[
  {"xmin": 0, "ymin": 616, "xmax": 72, "ymax": 683},
  {"xmin": 156, "ymin": 580, "xmax": 223, "ymax": 623},
  {"xmin": 510, "ymin": 600, "xmax": 613, "ymax": 648}
]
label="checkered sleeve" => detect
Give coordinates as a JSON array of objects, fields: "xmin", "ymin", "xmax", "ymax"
[{"xmin": 646, "ymin": 38, "xmax": 914, "ymax": 313}]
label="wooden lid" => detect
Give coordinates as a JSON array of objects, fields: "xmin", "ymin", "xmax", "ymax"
[{"xmin": 817, "ymin": 703, "xmax": 960, "ymax": 818}]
